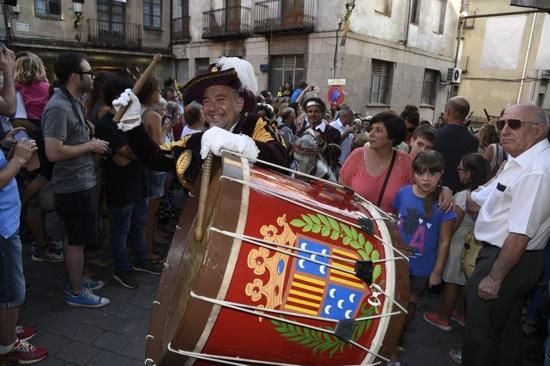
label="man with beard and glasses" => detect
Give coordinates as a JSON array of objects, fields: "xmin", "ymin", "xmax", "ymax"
[{"xmin": 42, "ymin": 52, "xmax": 110, "ymax": 308}]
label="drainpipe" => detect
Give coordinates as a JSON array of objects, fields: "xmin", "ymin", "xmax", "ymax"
[
  {"xmin": 517, "ymin": 12, "xmax": 537, "ymax": 104},
  {"xmin": 403, "ymin": 0, "xmax": 412, "ymax": 47}
]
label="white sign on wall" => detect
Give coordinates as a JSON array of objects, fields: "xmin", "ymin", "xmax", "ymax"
[{"xmin": 15, "ymin": 23, "xmax": 29, "ymax": 32}]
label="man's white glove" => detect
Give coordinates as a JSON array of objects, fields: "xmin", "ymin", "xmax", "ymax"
[
  {"xmin": 200, "ymin": 126, "xmax": 259, "ymax": 161},
  {"xmin": 113, "ymin": 89, "xmax": 142, "ymax": 131}
]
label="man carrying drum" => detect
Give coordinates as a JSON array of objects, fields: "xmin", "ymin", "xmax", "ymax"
[
  {"xmin": 113, "ymin": 57, "xmax": 288, "ymax": 186},
  {"xmin": 463, "ymin": 104, "xmax": 550, "ymax": 366}
]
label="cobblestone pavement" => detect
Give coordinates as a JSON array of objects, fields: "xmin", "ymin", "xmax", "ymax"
[{"xmin": 16, "ymin": 244, "xmax": 545, "ymax": 366}]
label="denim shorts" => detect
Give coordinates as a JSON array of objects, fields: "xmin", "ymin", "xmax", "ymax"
[
  {"xmin": 0, "ymin": 233, "xmax": 26, "ymax": 309},
  {"xmin": 149, "ymin": 172, "xmax": 165, "ymax": 198}
]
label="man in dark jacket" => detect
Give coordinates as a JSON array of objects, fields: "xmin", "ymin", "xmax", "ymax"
[{"xmin": 115, "ymin": 57, "xmax": 288, "ymax": 187}]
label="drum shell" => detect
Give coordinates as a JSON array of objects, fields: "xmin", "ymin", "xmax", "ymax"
[{"xmin": 146, "ymin": 155, "xmax": 409, "ymax": 365}]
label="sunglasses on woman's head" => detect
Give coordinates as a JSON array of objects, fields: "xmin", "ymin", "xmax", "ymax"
[{"xmin": 496, "ymin": 119, "xmax": 539, "ymax": 130}]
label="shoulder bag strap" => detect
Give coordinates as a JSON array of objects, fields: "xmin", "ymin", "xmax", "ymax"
[{"xmin": 376, "ymin": 150, "xmax": 397, "ymax": 207}]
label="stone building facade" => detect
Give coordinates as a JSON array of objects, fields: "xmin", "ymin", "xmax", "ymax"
[
  {"xmin": 172, "ymin": 0, "xmax": 461, "ymax": 121},
  {"xmin": 0, "ymin": 0, "xmax": 173, "ymax": 84}
]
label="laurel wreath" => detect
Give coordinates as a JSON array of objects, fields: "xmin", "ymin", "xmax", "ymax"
[
  {"xmin": 268, "ymin": 213, "xmax": 383, "ymax": 357},
  {"xmin": 271, "ymin": 303, "xmax": 375, "ymax": 357}
]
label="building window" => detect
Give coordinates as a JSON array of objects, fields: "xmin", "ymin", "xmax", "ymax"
[
  {"xmin": 537, "ymin": 78, "xmax": 548, "ymax": 108},
  {"xmin": 195, "ymin": 58, "xmax": 210, "ymax": 76},
  {"xmin": 144, "ymin": 0, "xmax": 162, "ymax": 29},
  {"xmin": 421, "ymin": 69, "xmax": 438, "ymax": 106},
  {"xmin": 410, "ymin": 0, "xmax": 421, "ymax": 24},
  {"xmin": 35, "ymin": 0, "xmax": 61, "ymax": 16},
  {"xmin": 433, "ymin": 0, "xmax": 447, "ymax": 34},
  {"xmin": 269, "ymin": 55, "xmax": 305, "ymax": 95},
  {"xmin": 375, "ymin": 0, "xmax": 392, "ymax": 16},
  {"xmin": 370, "ymin": 60, "xmax": 392, "ymax": 104}
]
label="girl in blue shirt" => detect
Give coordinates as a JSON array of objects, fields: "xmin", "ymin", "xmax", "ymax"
[{"xmin": 393, "ymin": 151, "xmax": 456, "ymax": 329}]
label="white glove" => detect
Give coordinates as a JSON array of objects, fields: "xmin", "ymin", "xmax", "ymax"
[
  {"xmin": 113, "ymin": 89, "xmax": 142, "ymax": 131},
  {"xmin": 200, "ymin": 126, "xmax": 259, "ymax": 161}
]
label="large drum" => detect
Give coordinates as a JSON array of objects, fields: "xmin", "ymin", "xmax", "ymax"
[{"xmin": 145, "ymin": 153, "xmax": 409, "ymax": 365}]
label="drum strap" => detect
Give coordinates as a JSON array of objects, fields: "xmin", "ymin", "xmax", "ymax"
[{"xmin": 376, "ymin": 150, "xmax": 397, "ymax": 207}]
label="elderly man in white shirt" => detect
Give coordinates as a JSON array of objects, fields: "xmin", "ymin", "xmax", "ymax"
[
  {"xmin": 462, "ymin": 104, "xmax": 550, "ymax": 366},
  {"xmin": 329, "ymin": 105, "xmax": 354, "ymax": 164}
]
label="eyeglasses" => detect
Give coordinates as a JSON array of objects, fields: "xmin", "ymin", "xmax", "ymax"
[
  {"xmin": 77, "ymin": 70, "xmax": 94, "ymax": 77},
  {"xmin": 495, "ymin": 119, "xmax": 539, "ymax": 130}
]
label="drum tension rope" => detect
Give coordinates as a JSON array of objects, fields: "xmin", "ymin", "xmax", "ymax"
[
  {"xmin": 355, "ymin": 260, "xmax": 374, "ymax": 285},
  {"xmin": 334, "ymin": 319, "xmax": 356, "ymax": 343},
  {"xmin": 358, "ymin": 217, "xmax": 375, "ymax": 235}
]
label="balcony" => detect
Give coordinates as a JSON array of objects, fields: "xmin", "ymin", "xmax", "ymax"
[
  {"xmin": 202, "ymin": 6, "xmax": 252, "ymax": 40},
  {"xmin": 172, "ymin": 16, "xmax": 191, "ymax": 43},
  {"xmin": 254, "ymin": 0, "xmax": 314, "ymax": 34},
  {"xmin": 87, "ymin": 19, "xmax": 142, "ymax": 50}
]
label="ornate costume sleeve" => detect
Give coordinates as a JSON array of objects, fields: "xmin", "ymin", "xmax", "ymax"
[{"xmin": 250, "ymin": 116, "xmax": 289, "ymax": 168}]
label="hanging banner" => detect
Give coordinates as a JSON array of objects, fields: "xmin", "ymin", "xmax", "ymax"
[
  {"xmin": 535, "ymin": 14, "xmax": 550, "ymax": 70},
  {"xmin": 480, "ymin": 15, "xmax": 527, "ymax": 69}
]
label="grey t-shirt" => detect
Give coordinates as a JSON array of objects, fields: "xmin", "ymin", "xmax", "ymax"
[{"xmin": 42, "ymin": 88, "xmax": 96, "ymax": 194}]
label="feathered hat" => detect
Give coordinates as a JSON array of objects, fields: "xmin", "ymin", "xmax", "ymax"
[{"xmin": 181, "ymin": 57, "xmax": 258, "ymax": 112}]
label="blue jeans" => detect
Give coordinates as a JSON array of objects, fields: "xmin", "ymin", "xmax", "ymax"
[
  {"xmin": 0, "ymin": 233, "xmax": 25, "ymax": 308},
  {"xmin": 110, "ymin": 198, "xmax": 148, "ymax": 272}
]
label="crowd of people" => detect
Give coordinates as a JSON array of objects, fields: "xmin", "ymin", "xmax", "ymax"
[{"xmin": 1, "ymin": 45, "xmax": 550, "ymax": 366}]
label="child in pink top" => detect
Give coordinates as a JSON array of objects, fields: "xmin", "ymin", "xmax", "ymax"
[{"xmin": 15, "ymin": 55, "xmax": 50, "ymax": 123}]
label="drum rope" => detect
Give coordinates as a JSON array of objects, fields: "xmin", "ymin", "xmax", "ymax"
[
  {"xmin": 208, "ymin": 229, "xmax": 408, "ymax": 314},
  {"xmin": 167, "ymin": 344, "xmax": 383, "ymax": 366},
  {"xmin": 219, "ymin": 150, "xmax": 395, "ymax": 221},
  {"xmin": 191, "ymin": 290, "xmax": 401, "ymax": 324},
  {"xmin": 219, "ymin": 175, "xmax": 409, "ymax": 261},
  {"xmin": 189, "ymin": 291, "xmax": 391, "ymax": 362},
  {"xmin": 210, "ymin": 227, "xmax": 404, "ymax": 274}
]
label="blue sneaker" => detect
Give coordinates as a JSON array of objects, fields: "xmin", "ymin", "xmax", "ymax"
[
  {"xmin": 82, "ymin": 276, "xmax": 105, "ymax": 290},
  {"xmin": 65, "ymin": 277, "xmax": 105, "ymax": 294},
  {"xmin": 65, "ymin": 288, "xmax": 110, "ymax": 308}
]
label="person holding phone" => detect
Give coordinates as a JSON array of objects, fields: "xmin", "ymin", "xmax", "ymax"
[{"xmin": 0, "ymin": 44, "xmax": 49, "ymax": 365}]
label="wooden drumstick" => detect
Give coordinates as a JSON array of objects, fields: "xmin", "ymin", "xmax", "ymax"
[
  {"xmin": 194, "ymin": 151, "xmax": 213, "ymax": 242},
  {"xmin": 113, "ymin": 54, "xmax": 162, "ymax": 123}
]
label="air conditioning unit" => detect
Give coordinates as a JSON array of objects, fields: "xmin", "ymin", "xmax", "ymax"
[{"xmin": 447, "ymin": 68, "xmax": 462, "ymax": 84}]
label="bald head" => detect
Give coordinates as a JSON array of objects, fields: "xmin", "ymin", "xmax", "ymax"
[{"xmin": 445, "ymin": 96, "xmax": 470, "ymax": 123}]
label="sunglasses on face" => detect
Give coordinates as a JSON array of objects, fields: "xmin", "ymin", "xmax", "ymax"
[
  {"xmin": 77, "ymin": 70, "xmax": 95, "ymax": 77},
  {"xmin": 496, "ymin": 119, "xmax": 539, "ymax": 130}
]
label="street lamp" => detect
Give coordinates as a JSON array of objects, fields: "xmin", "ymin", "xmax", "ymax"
[{"xmin": 73, "ymin": 0, "xmax": 84, "ymax": 29}]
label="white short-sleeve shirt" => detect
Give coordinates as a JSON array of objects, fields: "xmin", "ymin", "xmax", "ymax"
[{"xmin": 472, "ymin": 139, "xmax": 550, "ymax": 250}]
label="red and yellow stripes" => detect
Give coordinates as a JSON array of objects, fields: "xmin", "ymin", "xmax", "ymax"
[
  {"xmin": 330, "ymin": 249, "xmax": 365, "ymax": 290},
  {"xmin": 284, "ymin": 274, "xmax": 325, "ymax": 316}
]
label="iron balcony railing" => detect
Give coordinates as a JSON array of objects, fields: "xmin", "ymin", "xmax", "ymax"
[
  {"xmin": 172, "ymin": 16, "xmax": 191, "ymax": 43},
  {"xmin": 87, "ymin": 19, "xmax": 142, "ymax": 50},
  {"xmin": 202, "ymin": 6, "xmax": 252, "ymax": 39},
  {"xmin": 254, "ymin": 0, "xmax": 314, "ymax": 34}
]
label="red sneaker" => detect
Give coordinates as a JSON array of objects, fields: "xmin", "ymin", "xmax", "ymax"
[
  {"xmin": 16, "ymin": 326, "xmax": 36, "ymax": 341},
  {"xmin": 451, "ymin": 310, "xmax": 465, "ymax": 327},
  {"xmin": 423, "ymin": 311, "xmax": 452, "ymax": 331},
  {"xmin": 0, "ymin": 339, "xmax": 48, "ymax": 365}
]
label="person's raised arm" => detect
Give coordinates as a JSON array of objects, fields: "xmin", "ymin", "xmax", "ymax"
[{"xmin": 0, "ymin": 47, "xmax": 16, "ymax": 116}]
